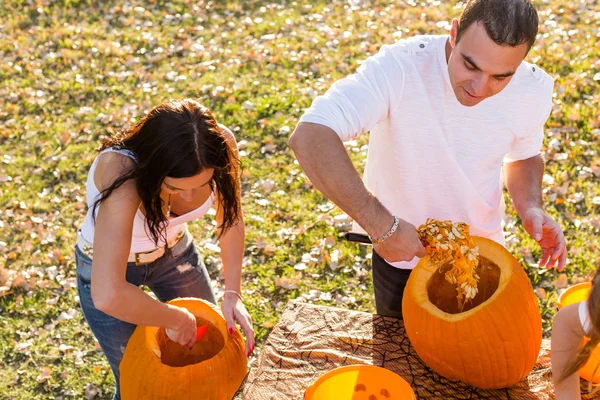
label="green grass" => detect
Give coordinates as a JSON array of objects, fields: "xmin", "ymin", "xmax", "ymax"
[{"xmin": 1, "ymin": 0, "xmax": 599, "ymax": 398}]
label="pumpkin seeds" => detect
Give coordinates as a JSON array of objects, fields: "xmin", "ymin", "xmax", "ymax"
[{"xmin": 417, "ymin": 218, "xmax": 480, "ymax": 309}]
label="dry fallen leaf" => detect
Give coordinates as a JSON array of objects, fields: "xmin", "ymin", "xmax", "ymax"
[
  {"xmin": 36, "ymin": 367, "xmax": 52, "ymax": 383},
  {"xmin": 275, "ymin": 276, "xmax": 301, "ymax": 290},
  {"xmin": 262, "ymin": 321, "xmax": 275, "ymax": 329},
  {"xmin": 0, "ymin": 267, "xmax": 8, "ymax": 285},
  {"xmin": 84, "ymin": 383, "xmax": 101, "ymax": 399},
  {"xmin": 553, "ymin": 273, "xmax": 569, "ymax": 289},
  {"xmin": 535, "ymin": 287, "xmax": 547, "ymax": 300},
  {"xmin": 329, "ymin": 249, "xmax": 340, "ymax": 271},
  {"xmin": 293, "ymin": 262, "xmax": 307, "ymax": 271}
]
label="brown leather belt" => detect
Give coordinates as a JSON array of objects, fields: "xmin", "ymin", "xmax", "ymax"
[{"xmin": 76, "ymin": 228, "xmax": 186, "ymax": 266}]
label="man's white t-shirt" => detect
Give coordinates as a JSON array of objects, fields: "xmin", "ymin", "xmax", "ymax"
[{"xmin": 299, "ymin": 35, "xmax": 554, "ymax": 269}]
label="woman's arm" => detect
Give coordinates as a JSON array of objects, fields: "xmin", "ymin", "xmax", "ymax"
[
  {"xmin": 217, "ymin": 210, "xmax": 245, "ymax": 296},
  {"xmin": 552, "ymin": 303, "xmax": 586, "ymax": 400},
  {"xmin": 216, "ymin": 125, "xmax": 254, "ymax": 356},
  {"xmin": 90, "ymin": 153, "xmax": 196, "ymax": 346}
]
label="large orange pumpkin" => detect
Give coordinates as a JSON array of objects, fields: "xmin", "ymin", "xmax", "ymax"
[
  {"xmin": 120, "ymin": 298, "xmax": 248, "ymax": 399},
  {"xmin": 402, "ymin": 237, "xmax": 542, "ymax": 389},
  {"xmin": 304, "ymin": 365, "xmax": 416, "ymax": 399}
]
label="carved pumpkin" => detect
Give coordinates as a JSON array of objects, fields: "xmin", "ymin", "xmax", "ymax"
[
  {"xmin": 120, "ymin": 298, "xmax": 248, "ymax": 399},
  {"xmin": 304, "ymin": 365, "xmax": 416, "ymax": 399},
  {"xmin": 557, "ymin": 282, "xmax": 600, "ymax": 382},
  {"xmin": 402, "ymin": 237, "xmax": 542, "ymax": 389}
]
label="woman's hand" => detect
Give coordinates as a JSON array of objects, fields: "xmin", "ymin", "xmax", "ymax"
[
  {"xmin": 222, "ymin": 291, "xmax": 255, "ymax": 357},
  {"xmin": 166, "ymin": 306, "xmax": 198, "ymax": 348}
]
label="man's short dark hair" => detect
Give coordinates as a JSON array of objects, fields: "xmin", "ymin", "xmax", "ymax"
[{"xmin": 456, "ymin": 0, "xmax": 539, "ymax": 52}]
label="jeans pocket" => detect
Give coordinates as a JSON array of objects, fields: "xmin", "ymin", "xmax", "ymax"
[
  {"xmin": 75, "ymin": 246, "xmax": 93, "ymax": 284},
  {"xmin": 174, "ymin": 244, "xmax": 194, "ymax": 261}
]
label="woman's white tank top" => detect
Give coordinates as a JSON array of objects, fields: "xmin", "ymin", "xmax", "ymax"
[{"xmin": 79, "ymin": 147, "xmax": 214, "ymax": 252}]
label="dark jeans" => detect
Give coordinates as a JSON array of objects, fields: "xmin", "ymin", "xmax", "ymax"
[
  {"xmin": 75, "ymin": 232, "xmax": 216, "ymax": 400},
  {"xmin": 372, "ymin": 250, "xmax": 413, "ymax": 318}
]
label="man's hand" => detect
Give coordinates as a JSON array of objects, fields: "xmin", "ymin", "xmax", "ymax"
[
  {"xmin": 372, "ymin": 218, "xmax": 426, "ymax": 263},
  {"xmin": 522, "ymin": 207, "xmax": 567, "ymax": 271}
]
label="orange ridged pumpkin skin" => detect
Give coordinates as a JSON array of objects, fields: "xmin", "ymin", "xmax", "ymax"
[
  {"xmin": 402, "ymin": 237, "xmax": 542, "ymax": 389},
  {"xmin": 120, "ymin": 298, "xmax": 248, "ymax": 399}
]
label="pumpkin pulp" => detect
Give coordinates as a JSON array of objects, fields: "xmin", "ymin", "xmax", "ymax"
[
  {"xmin": 427, "ymin": 256, "xmax": 500, "ymax": 314},
  {"xmin": 157, "ymin": 317, "xmax": 225, "ymax": 367}
]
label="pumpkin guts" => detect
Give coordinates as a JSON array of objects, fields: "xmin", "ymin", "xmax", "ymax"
[{"xmin": 417, "ymin": 219, "xmax": 480, "ymax": 309}]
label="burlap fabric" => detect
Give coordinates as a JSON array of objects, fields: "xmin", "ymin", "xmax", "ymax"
[{"xmin": 236, "ymin": 300, "xmax": 600, "ymax": 399}]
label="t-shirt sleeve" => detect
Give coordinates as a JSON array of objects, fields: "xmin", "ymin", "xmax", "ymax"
[
  {"xmin": 504, "ymin": 89, "xmax": 553, "ymax": 163},
  {"xmin": 299, "ymin": 44, "xmax": 406, "ymax": 142}
]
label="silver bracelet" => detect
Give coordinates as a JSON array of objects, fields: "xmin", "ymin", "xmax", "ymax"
[
  {"xmin": 372, "ymin": 215, "xmax": 400, "ymax": 244},
  {"xmin": 224, "ymin": 290, "xmax": 243, "ymax": 301}
]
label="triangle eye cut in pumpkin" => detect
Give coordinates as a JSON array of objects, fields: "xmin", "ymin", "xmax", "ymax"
[{"xmin": 404, "ymin": 230, "xmax": 542, "ymax": 389}]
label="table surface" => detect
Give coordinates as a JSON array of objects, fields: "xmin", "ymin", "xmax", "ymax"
[{"xmin": 235, "ymin": 300, "xmax": 600, "ymax": 400}]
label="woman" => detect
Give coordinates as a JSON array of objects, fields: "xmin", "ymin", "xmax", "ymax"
[
  {"xmin": 552, "ymin": 270, "xmax": 600, "ymax": 398},
  {"xmin": 75, "ymin": 99, "xmax": 254, "ymax": 399}
]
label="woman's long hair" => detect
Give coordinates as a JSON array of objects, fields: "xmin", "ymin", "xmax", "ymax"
[
  {"xmin": 562, "ymin": 270, "xmax": 600, "ymax": 389},
  {"xmin": 92, "ymin": 99, "xmax": 241, "ymax": 245}
]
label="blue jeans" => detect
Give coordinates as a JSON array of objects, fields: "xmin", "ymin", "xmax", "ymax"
[{"xmin": 75, "ymin": 232, "xmax": 216, "ymax": 400}]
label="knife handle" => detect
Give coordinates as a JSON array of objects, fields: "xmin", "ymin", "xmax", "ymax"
[{"xmin": 343, "ymin": 232, "xmax": 372, "ymax": 244}]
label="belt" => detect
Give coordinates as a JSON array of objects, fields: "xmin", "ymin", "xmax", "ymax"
[{"xmin": 76, "ymin": 228, "xmax": 186, "ymax": 266}]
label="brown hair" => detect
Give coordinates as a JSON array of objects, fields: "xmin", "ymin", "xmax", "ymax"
[
  {"xmin": 562, "ymin": 270, "xmax": 600, "ymax": 387},
  {"xmin": 456, "ymin": 0, "xmax": 539, "ymax": 52},
  {"xmin": 92, "ymin": 99, "xmax": 242, "ymax": 245}
]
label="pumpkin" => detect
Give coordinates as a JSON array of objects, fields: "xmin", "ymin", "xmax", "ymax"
[
  {"xmin": 304, "ymin": 365, "xmax": 416, "ymax": 399},
  {"xmin": 120, "ymin": 298, "xmax": 248, "ymax": 399},
  {"xmin": 557, "ymin": 282, "xmax": 600, "ymax": 382},
  {"xmin": 402, "ymin": 237, "xmax": 542, "ymax": 389}
]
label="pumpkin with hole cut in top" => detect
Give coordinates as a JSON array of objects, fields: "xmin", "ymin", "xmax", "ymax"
[
  {"xmin": 120, "ymin": 298, "xmax": 248, "ymax": 400},
  {"xmin": 402, "ymin": 237, "xmax": 542, "ymax": 389}
]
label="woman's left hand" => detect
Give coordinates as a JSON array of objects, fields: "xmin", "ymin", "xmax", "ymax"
[{"xmin": 222, "ymin": 291, "xmax": 255, "ymax": 357}]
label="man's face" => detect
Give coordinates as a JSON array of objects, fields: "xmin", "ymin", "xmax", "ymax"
[{"xmin": 447, "ymin": 20, "xmax": 529, "ymax": 107}]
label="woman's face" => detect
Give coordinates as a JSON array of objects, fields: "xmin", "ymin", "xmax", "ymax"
[{"xmin": 162, "ymin": 168, "xmax": 214, "ymax": 202}]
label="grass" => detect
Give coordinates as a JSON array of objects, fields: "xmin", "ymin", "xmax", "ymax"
[{"xmin": 0, "ymin": 0, "xmax": 599, "ymax": 398}]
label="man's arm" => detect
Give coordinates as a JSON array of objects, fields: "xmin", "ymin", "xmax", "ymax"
[
  {"xmin": 504, "ymin": 154, "xmax": 543, "ymax": 215},
  {"xmin": 504, "ymin": 155, "xmax": 566, "ymax": 270},
  {"xmin": 289, "ymin": 122, "xmax": 425, "ymax": 262},
  {"xmin": 289, "ymin": 123, "xmax": 389, "ymax": 236}
]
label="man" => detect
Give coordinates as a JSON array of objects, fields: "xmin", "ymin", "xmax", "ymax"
[{"xmin": 289, "ymin": 0, "xmax": 567, "ymax": 318}]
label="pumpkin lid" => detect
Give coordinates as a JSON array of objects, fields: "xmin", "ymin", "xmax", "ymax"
[{"xmin": 557, "ymin": 282, "xmax": 592, "ymax": 309}]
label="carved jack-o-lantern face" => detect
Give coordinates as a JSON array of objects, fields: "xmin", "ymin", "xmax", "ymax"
[
  {"xmin": 353, "ymin": 383, "xmax": 392, "ymax": 400},
  {"xmin": 304, "ymin": 365, "xmax": 415, "ymax": 400}
]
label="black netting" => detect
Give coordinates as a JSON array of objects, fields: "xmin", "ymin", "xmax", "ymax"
[{"xmin": 235, "ymin": 301, "xmax": 600, "ymax": 400}]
